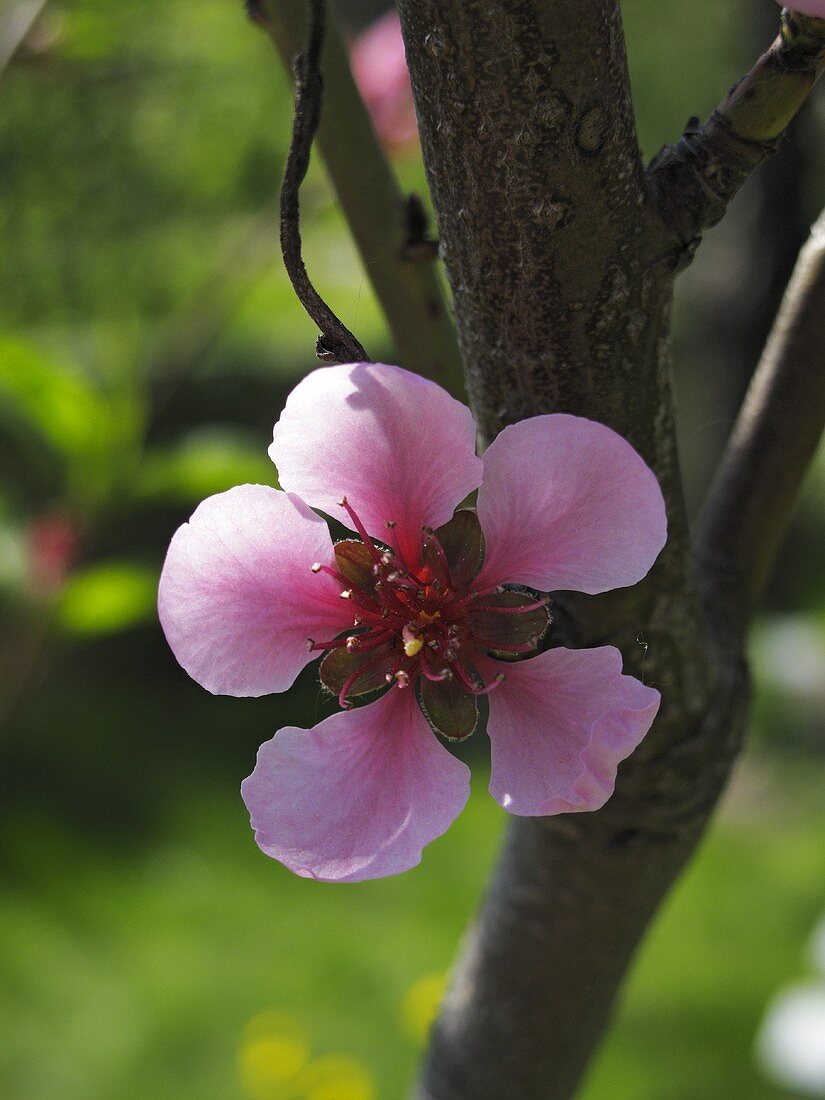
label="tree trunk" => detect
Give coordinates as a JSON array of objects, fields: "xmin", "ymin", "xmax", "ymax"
[{"xmin": 393, "ymin": 2, "xmax": 825, "ymax": 1096}]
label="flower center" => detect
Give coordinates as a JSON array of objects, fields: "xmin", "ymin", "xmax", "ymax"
[{"xmin": 307, "ymin": 498, "xmax": 550, "ymax": 735}]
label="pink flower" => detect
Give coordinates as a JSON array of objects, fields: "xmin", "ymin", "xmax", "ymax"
[
  {"xmin": 26, "ymin": 510, "xmax": 79, "ymax": 594},
  {"xmin": 777, "ymin": 0, "xmax": 825, "ymax": 17},
  {"xmin": 350, "ymin": 11, "xmax": 418, "ymax": 150},
  {"xmin": 158, "ymin": 363, "xmax": 666, "ymax": 882}
]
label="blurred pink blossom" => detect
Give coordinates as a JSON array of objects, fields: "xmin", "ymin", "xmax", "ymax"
[
  {"xmin": 350, "ymin": 10, "xmax": 418, "ymax": 150},
  {"xmin": 26, "ymin": 511, "xmax": 79, "ymax": 594}
]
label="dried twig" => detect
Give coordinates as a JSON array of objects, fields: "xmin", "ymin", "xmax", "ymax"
[
  {"xmin": 275, "ymin": 0, "xmax": 369, "ymax": 364},
  {"xmin": 249, "ymin": 0, "xmax": 464, "ymax": 391}
]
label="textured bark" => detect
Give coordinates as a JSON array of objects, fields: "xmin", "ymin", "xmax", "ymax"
[{"xmin": 391, "ymin": 2, "xmax": 823, "ymax": 1098}]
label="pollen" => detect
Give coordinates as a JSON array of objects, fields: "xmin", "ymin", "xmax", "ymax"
[{"xmin": 402, "ymin": 623, "xmax": 424, "ymax": 657}]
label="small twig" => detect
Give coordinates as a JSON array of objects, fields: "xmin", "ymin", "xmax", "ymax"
[
  {"xmin": 277, "ymin": 0, "xmax": 369, "ymax": 364},
  {"xmin": 248, "ymin": 0, "xmax": 465, "ymax": 392},
  {"xmin": 696, "ymin": 208, "xmax": 825, "ymax": 628},
  {"xmin": 401, "ymin": 194, "xmax": 439, "ymax": 262},
  {"xmin": 648, "ymin": 9, "xmax": 825, "ymax": 267}
]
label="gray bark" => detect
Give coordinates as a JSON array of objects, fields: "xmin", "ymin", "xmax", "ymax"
[{"xmin": 392, "ymin": 2, "xmax": 825, "ymax": 1097}]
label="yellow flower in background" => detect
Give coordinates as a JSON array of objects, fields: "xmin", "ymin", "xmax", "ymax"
[
  {"xmin": 238, "ymin": 1011, "xmax": 309, "ymax": 1098},
  {"xmin": 297, "ymin": 1054, "xmax": 375, "ymax": 1100},
  {"xmin": 399, "ymin": 972, "xmax": 447, "ymax": 1045},
  {"xmin": 237, "ymin": 1011, "xmax": 374, "ymax": 1100}
]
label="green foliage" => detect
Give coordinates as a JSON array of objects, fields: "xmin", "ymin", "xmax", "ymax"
[
  {"xmin": 0, "ymin": 337, "xmax": 141, "ymax": 510},
  {"xmin": 2, "ymin": 760, "xmax": 824, "ymax": 1098},
  {"xmin": 136, "ymin": 428, "xmax": 277, "ymax": 506},
  {"xmin": 57, "ymin": 561, "xmax": 158, "ymax": 635},
  {"xmin": 0, "ymin": 3, "xmax": 824, "ymax": 1099}
]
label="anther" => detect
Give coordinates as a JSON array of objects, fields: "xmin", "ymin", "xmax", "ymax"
[
  {"xmin": 340, "ymin": 590, "xmax": 353, "ymax": 600},
  {"xmin": 402, "ymin": 623, "xmax": 424, "ymax": 658},
  {"xmin": 385, "ymin": 520, "xmax": 396, "ymax": 529},
  {"xmin": 346, "ymin": 636, "xmax": 361, "ymax": 652},
  {"xmin": 310, "ymin": 562, "xmax": 322, "ymax": 573},
  {"xmin": 394, "ymin": 670, "xmax": 410, "ymax": 688},
  {"xmin": 306, "ymin": 638, "xmax": 314, "ymax": 651}
]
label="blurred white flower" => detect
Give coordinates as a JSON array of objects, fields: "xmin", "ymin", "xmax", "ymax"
[{"xmin": 757, "ymin": 983, "xmax": 825, "ymax": 1096}]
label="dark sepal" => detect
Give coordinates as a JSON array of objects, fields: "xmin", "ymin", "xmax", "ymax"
[
  {"xmin": 431, "ymin": 509, "xmax": 485, "ymax": 589},
  {"xmin": 334, "ymin": 539, "xmax": 379, "ymax": 595},
  {"xmin": 418, "ymin": 674, "xmax": 478, "ymax": 742},
  {"xmin": 319, "ymin": 643, "xmax": 396, "ymax": 697},
  {"xmin": 468, "ymin": 590, "xmax": 550, "ymax": 651}
]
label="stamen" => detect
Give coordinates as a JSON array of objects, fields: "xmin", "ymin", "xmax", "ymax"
[
  {"xmin": 420, "ymin": 661, "xmax": 452, "ymax": 682},
  {"xmin": 338, "ymin": 496, "xmax": 385, "ymax": 568},
  {"xmin": 347, "ymin": 629, "xmax": 394, "ymax": 655},
  {"xmin": 313, "ymin": 564, "xmax": 381, "ymax": 612},
  {"xmin": 422, "ymin": 531, "xmax": 453, "ymax": 588},
  {"xmin": 449, "ymin": 661, "xmax": 505, "ymax": 696},
  {"xmin": 470, "ymin": 596, "xmax": 550, "ymax": 615},
  {"xmin": 444, "ymin": 585, "xmax": 504, "ymax": 612},
  {"xmin": 337, "ymin": 646, "xmax": 395, "ymax": 709},
  {"xmin": 450, "ymin": 660, "xmax": 481, "ymax": 694}
]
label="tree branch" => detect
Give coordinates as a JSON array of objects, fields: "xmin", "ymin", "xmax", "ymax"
[
  {"xmin": 249, "ymin": 0, "xmax": 466, "ymax": 390},
  {"xmin": 648, "ymin": 9, "xmax": 825, "ymax": 266},
  {"xmin": 396, "ymin": 4, "xmax": 740, "ymax": 1097},
  {"xmin": 397, "ymin": 0, "xmax": 662, "ymax": 448},
  {"xmin": 0, "ymin": 0, "xmax": 47, "ymax": 78},
  {"xmin": 696, "ymin": 208, "xmax": 825, "ymax": 627},
  {"xmin": 393, "ymin": 0, "xmax": 823, "ymax": 1095}
]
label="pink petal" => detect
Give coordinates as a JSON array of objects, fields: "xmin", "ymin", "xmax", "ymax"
[
  {"xmin": 158, "ymin": 485, "xmax": 347, "ymax": 697},
  {"xmin": 483, "ymin": 647, "xmax": 660, "ymax": 816},
  {"xmin": 270, "ymin": 363, "xmax": 483, "ymax": 565},
  {"xmin": 241, "ymin": 686, "xmax": 470, "ymax": 882},
  {"xmin": 779, "ymin": 0, "xmax": 825, "ymax": 17},
  {"xmin": 476, "ymin": 415, "xmax": 667, "ymax": 594}
]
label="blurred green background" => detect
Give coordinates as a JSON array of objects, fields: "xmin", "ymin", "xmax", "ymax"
[{"xmin": 1, "ymin": 0, "xmax": 824, "ymax": 1096}]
